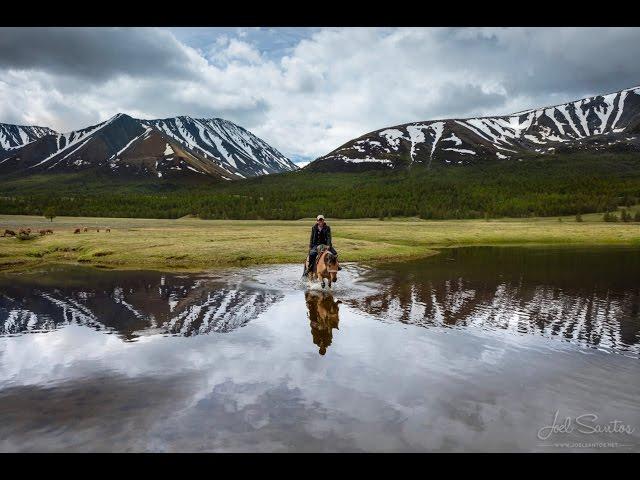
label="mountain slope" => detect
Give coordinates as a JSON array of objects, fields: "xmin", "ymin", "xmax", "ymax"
[
  {"xmin": 144, "ymin": 116, "xmax": 297, "ymax": 178},
  {"xmin": 0, "ymin": 122, "xmax": 56, "ymax": 154},
  {"xmin": 308, "ymin": 85, "xmax": 640, "ymax": 171},
  {"xmin": 0, "ymin": 113, "xmax": 224, "ymax": 180},
  {"xmin": 0, "ymin": 114, "xmax": 296, "ymax": 181}
]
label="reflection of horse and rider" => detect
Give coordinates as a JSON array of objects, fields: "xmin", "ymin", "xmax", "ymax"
[
  {"xmin": 302, "ymin": 214, "xmax": 342, "ymax": 288},
  {"xmin": 305, "ymin": 291, "xmax": 341, "ymax": 356}
]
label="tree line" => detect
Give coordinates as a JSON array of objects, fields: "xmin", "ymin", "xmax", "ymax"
[{"xmin": 1, "ymin": 153, "xmax": 639, "ymax": 220}]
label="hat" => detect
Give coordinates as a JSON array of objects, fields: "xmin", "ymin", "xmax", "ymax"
[{"xmin": 316, "ymin": 214, "xmax": 325, "ymax": 220}]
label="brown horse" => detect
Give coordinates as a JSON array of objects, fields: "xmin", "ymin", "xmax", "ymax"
[
  {"xmin": 3, "ymin": 229, "xmax": 16, "ymax": 237},
  {"xmin": 305, "ymin": 245, "xmax": 340, "ymax": 289},
  {"xmin": 74, "ymin": 228, "xmax": 81, "ymax": 234}
]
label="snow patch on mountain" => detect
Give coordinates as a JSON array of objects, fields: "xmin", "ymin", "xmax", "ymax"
[{"xmin": 443, "ymin": 148, "xmax": 476, "ymax": 155}]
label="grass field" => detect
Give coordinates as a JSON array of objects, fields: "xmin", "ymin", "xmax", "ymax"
[{"xmin": 1, "ymin": 210, "xmax": 639, "ymax": 272}]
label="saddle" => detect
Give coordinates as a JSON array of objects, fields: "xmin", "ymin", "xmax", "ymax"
[
  {"xmin": 306, "ymin": 244, "xmax": 333, "ymax": 270},
  {"xmin": 313, "ymin": 244, "xmax": 331, "ymax": 265}
]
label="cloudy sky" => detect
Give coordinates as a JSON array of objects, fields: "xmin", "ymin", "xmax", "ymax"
[{"xmin": 1, "ymin": 27, "xmax": 639, "ymax": 163}]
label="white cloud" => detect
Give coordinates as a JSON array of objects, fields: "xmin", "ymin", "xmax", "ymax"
[{"xmin": 1, "ymin": 27, "xmax": 640, "ymax": 160}]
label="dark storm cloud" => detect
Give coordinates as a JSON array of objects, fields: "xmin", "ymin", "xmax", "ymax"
[
  {"xmin": 436, "ymin": 27, "xmax": 640, "ymax": 103},
  {"xmin": 424, "ymin": 83, "xmax": 507, "ymax": 120},
  {"xmin": 0, "ymin": 27, "xmax": 198, "ymax": 81}
]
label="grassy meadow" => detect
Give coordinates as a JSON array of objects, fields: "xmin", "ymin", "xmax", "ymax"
[{"xmin": 1, "ymin": 208, "xmax": 639, "ymax": 272}]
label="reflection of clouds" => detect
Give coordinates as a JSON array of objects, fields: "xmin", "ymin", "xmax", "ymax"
[
  {"xmin": 1, "ymin": 254, "xmax": 640, "ymax": 451},
  {"xmin": 1, "ymin": 295, "xmax": 639, "ymax": 451},
  {"xmin": 0, "ymin": 371, "xmax": 203, "ymax": 452}
]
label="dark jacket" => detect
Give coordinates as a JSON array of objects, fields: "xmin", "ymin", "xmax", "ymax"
[{"xmin": 309, "ymin": 224, "xmax": 332, "ymax": 249}]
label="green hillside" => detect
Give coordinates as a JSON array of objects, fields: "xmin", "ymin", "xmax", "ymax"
[{"xmin": 1, "ymin": 153, "xmax": 640, "ymax": 220}]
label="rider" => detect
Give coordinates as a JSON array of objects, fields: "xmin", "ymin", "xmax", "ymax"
[{"xmin": 305, "ymin": 214, "xmax": 341, "ymax": 275}]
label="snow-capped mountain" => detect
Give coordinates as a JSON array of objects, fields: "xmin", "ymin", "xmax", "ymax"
[
  {"xmin": 0, "ymin": 122, "xmax": 56, "ymax": 153},
  {"xmin": 308, "ymin": 85, "xmax": 640, "ymax": 171},
  {"xmin": 144, "ymin": 116, "xmax": 297, "ymax": 178},
  {"xmin": 0, "ymin": 114, "xmax": 297, "ymax": 180}
]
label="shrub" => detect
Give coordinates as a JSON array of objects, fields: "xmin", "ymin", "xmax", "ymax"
[
  {"xmin": 16, "ymin": 233, "xmax": 38, "ymax": 241},
  {"xmin": 603, "ymin": 212, "xmax": 619, "ymax": 222},
  {"xmin": 620, "ymin": 209, "xmax": 633, "ymax": 222}
]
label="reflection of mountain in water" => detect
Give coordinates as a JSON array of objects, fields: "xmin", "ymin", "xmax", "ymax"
[
  {"xmin": 0, "ymin": 268, "xmax": 282, "ymax": 341},
  {"xmin": 1, "ymin": 247, "xmax": 639, "ymax": 355},
  {"xmin": 349, "ymin": 247, "xmax": 640, "ymax": 357}
]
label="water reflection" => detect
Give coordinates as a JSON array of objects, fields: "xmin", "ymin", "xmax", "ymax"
[
  {"xmin": 0, "ymin": 267, "xmax": 282, "ymax": 340},
  {"xmin": 1, "ymin": 247, "xmax": 639, "ymax": 452},
  {"xmin": 349, "ymin": 247, "xmax": 640, "ymax": 357},
  {"xmin": 0, "ymin": 246, "xmax": 639, "ymax": 357},
  {"xmin": 305, "ymin": 291, "xmax": 341, "ymax": 355}
]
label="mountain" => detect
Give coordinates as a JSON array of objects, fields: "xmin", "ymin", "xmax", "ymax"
[
  {"xmin": 0, "ymin": 122, "xmax": 56, "ymax": 153},
  {"xmin": 307, "ymin": 85, "xmax": 640, "ymax": 172},
  {"xmin": 0, "ymin": 114, "xmax": 297, "ymax": 181},
  {"xmin": 143, "ymin": 116, "xmax": 297, "ymax": 178}
]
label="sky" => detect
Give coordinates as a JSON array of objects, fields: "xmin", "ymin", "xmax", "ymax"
[{"xmin": 1, "ymin": 27, "xmax": 640, "ymax": 163}]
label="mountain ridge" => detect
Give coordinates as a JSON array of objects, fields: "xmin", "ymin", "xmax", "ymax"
[
  {"xmin": 0, "ymin": 122, "xmax": 57, "ymax": 153},
  {"xmin": 307, "ymin": 84, "xmax": 640, "ymax": 172},
  {"xmin": 0, "ymin": 113, "xmax": 297, "ymax": 181}
]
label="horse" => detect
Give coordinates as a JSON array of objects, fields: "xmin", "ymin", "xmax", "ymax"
[
  {"xmin": 3, "ymin": 229, "xmax": 16, "ymax": 237},
  {"xmin": 106, "ymin": 228, "xmax": 111, "ymax": 233},
  {"xmin": 305, "ymin": 291, "xmax": 341, "ymax": 355},
  {"xmin": 74, "ymin": 228, "xmax": 81, "ymax": 234},
  {"xmin": 83, "ymin": 227, "xmax": 88, "ymax": 232},
  {"xmin": 39, "ymin": 229, "xmax": 47, "ymax": 236},
  {"xmin": 304, "ymin": 244, "xmax": 340, "ymax": 289}
]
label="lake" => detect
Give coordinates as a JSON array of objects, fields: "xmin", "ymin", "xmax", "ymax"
[{"xmin": 1, "ymin": 246, "xmax": 639, "ymax": 452}]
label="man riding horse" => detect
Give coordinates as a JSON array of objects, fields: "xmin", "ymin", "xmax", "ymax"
[{"xmin": 303, "ymin": 214, "xmax": 341, "ymax": 276}]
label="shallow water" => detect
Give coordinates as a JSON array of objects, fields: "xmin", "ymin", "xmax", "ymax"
[{"xmin": 0, "ymin": 246, "xmax": 639, "ymax": 452}]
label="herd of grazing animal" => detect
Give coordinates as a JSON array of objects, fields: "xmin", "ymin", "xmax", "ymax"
[
  {"xmin": 3, "ymin": 227, "xmax": 112, "ymax": 236},
  {"xmin": 74, "ymin": 227, "xmax": 112, "ymax": 234}
]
